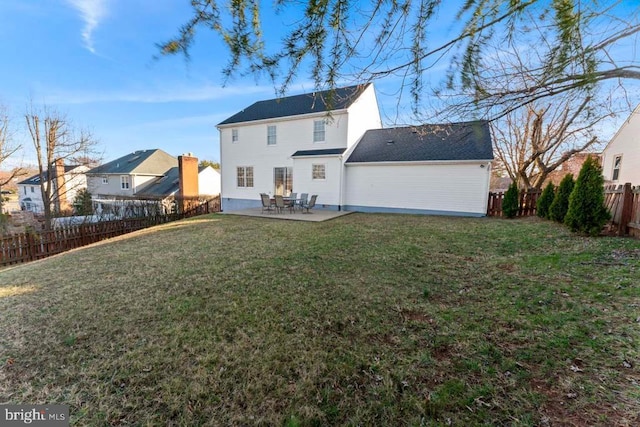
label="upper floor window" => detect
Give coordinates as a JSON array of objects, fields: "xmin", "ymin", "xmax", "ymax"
[
  {"xmin": 102, "ymin": 176, "xmax": 108, "ymax": 185},
  {"xmin": 267, "ymin": 125, "xmax": 277, "ymax": 145},
  {"xmin": 232, "ymin": 129, "xmax": 238, "ymax": 143},
  {"xmin": 312, "ymin": 163, "xmax": 326, "ymax": 180},
  {"xmin": 30, "ymin": 186, "xmax": 34, "ymax": 193},
  {"xmin": 121, "ymin": 175, "xmax": 131, "ymax": 190},
  {"xmin": 24, "ymin": 187, "xmax": 27, "ymax": 195},
  {"xmin": 612, "ymin": 155, "xmax": 622, "ymax": 181},
  {"xmin": 237, "ymin": 166, "xmax": 254, "ymax": 187},
  {"xmin": 313, "ymin": 120, "xmax": 326, "ymax": 142}
]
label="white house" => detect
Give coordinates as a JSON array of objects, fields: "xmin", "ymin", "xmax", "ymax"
[
  {"xmin": 601, "ymin": 104, "xmax": 640, "ymax": 185},
  {"xmin": 17, "ymin": 161, "xmax": 89, "ymax": 214},
  {"xmin": 217, "ymin": 84, "xmax": 493, "ymax": 216},
  {"xmin": 217, "ymin": 84, "xmax": 382, "ymax": 211}
]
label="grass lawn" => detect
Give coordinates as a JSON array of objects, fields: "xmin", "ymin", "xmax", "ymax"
[{"xmin": 1, "ymin": 213, "xmax": 639, "ymax": 426}]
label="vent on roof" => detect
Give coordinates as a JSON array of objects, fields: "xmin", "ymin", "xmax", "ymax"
[
  {"xmin": 386, "ymin": 140, "xmax": 394, "ymax": 145},
  {"xmin": 128, "ymin": 155, "xmax": 141, "ymax": 163}
]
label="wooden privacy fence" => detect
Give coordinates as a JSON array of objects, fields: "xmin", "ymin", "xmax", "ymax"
[
  {"xmin": 487, "ymin": 189, "xmax": 542, "ymax": 217},
  {"xmin": 604, "ymin": 183, "xmax": 640, "ymax": 237},
  {"xmin": 0, "ymin": 196, "xmax": 220, "ymax": 267}
]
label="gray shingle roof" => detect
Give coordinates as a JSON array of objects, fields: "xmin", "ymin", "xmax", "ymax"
[
  {"xmin": 135, "ymin": 167, "xmax": 180, "ymax": 198},
  {"xmin": 87, "ymin": 149, "xmax": 177, "ymax": 175},
  {"xmin": 345, "ymin": 121, "xmax": 493, "ymax": 163},
  {"xmin": 18, "ymin": 165, "xmax": 82, "ymax": 185},
  {"xmin": 218, "ymin": 84, "xmax": 371, "ymax": 126},
  {"xmin": 291, "ymin": 148, "xmax": 347, "ymax": 157}
]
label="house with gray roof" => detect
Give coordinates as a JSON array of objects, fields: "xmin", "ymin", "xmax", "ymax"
[
  {"xmin": 17, "ymin": 162, "xmax": 89, "ymax": 214},
  {"xmin": 86, "ymin": 149, "xmax": 220, "ymax": 216},
  {"xmin": 217, "ymin": 84, "xmax": 493, "ymax": 216}
]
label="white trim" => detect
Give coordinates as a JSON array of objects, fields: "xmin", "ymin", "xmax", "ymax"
[{"xmin": 216, "ymin": 109, "xmax": 349, "ymax": 129}]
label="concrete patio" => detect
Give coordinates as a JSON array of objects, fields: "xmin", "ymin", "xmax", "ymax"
[{"xmin": 220, "ymin": 207, "xmax": 353, "ymax": 222}]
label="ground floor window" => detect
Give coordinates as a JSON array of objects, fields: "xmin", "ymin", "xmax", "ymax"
[
  {"xmin": 312, "ymin": 164, "xmax": 326, "ymax": 180},
  {"xmin": 237, "ymin": 166, "xmax": 254, "ymax": 187}
]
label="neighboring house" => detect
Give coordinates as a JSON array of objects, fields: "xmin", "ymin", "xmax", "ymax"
[
  {"xmin": 217, "ymin": 84, "xmax": 493, "ymax": 216},
  {"xmin": 545, "ymin": 152, "xmax": 600, "ymax": 187},
  {"xmin": 17, "ymin": 160, "xmax": 88, "ymax": 214},
  {"xmin": 86, "ymin": 149, "xmax": 220, "ymax": 216},
  {"xmin": 601, "ymin": 104, "xmax": 640, "ymax": 185}
]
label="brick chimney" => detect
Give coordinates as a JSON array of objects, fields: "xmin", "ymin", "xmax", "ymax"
[
  {"xmin": 52, "ymin": 158, "xmax": 68, "ymax": 213},
  {"xmin": 178, "ymin": 154, "xmax": 199, "ymax": 212}
]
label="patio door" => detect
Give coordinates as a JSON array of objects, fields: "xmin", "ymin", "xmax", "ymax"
[{"xmin": 274, "ymin": 167, "xmax": 293, "ymax": 196}]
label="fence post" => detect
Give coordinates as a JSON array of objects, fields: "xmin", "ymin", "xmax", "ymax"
[{"xmin": 618, "ymin": 182, "xmax": 633, "ymax": 236}]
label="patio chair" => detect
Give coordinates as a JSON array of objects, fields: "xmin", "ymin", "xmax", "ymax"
[
  {"xmin": 288, "ymin": 192, "xmax": 298, "ymax": 212},
  {"xmin": 301, "ymin": 194, "xmax": 317, "ymax": 213},
  {"xmin": 260, "ymin": 193, "xmax": 275, "ymax": 214},
  {"xmin": 297, "ymin": 193, "xmax": 308, "ymax": 210},
  {"xmin": 274, "ymin": 194, "xmax": 286, "ymax": 214}
]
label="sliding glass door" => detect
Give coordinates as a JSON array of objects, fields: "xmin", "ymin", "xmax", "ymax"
[{"xmin": 274, "ymin": 167, "xmax": 293, "ymax": 196}]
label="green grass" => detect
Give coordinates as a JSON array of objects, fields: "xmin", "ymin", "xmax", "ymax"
[{"xmin": 1, "ymin": 214, "xmax": 639, "ymax": 426}]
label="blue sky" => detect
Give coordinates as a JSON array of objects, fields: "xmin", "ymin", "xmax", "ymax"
[{"xmin": 0, "ymin": 1, "xmax": 638, "ymax": 169}]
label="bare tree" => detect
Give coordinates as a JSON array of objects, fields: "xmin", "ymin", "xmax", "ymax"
[
  {"xmin": 25, "ymin": 106, "xmax": 99, "ymax": 226},
  {"xmin": 491, "ymin": 96, "xmax": 608, "ymax": 190},
  {"xmin": 0, "ymin": 106, "xmax": 24, "ymax": 213}
]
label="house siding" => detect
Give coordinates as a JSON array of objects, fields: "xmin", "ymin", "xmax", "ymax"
[
  {"xmin": 601, "ymin": 107, "xmax": 640, "ymax": 185},
  {"xmin": 291, "ymin": 156, "xmax": 344, "ymax": 209},
  {"xmin": 343, "ymin": 162, "xmax": 491, "ymax": 216},
  {"xmin": 220, "ymin": 111, "xmax": 350, "ymax": 204},
  {"xmin": 345, "ymin": 84, "xmax": 382, "ymax": 148}
]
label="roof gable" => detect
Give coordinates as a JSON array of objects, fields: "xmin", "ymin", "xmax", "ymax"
[
  {"xmin": 88, "ymin": 149, "xmax": 178, "ymax": 175},
  {"xmin": 346, "ymin": 121, "xmax": 494, "ymax": 163},
  {"xmin": 218, "ymin": 84, "xmax": 371, "ymax": 126}
]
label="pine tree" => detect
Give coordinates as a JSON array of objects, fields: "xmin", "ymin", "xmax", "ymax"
[
  {"xmin": 565, "ymin": 156, "xmax": 610, "ymax": 236},
  {"xmin": 73, "ymin": 188, "xmax": 93, "ymax": 216},
  {"xmin": 502, "ymin": 181, "xmax": 519, "ymax": 219},
  {"xmin": 549, "ymin": 174, "xmax": 574, "ymax": 223},
  {"xmin": 536, "ymin": 182, "xmax": 555, "ymax": 219}
]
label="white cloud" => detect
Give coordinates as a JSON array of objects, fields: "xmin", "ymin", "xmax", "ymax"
[
  {"xmin": 66, "ymin": 0, "xmax": 107, "ymax": 54},
  {"xmin": 42, "ymin": 83, "xmax": 274, "ymax": 105}
]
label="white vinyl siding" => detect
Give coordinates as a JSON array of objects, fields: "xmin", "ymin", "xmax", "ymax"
[
  {"xmin": 344, "ymin": 163, "xmax": 491, "ymax": 215},
  {"xmin": 313, "ymin": 120, "xmax": 325, "ymax": 142},
  {"xmin": 267, "ymin": 125, "xmax": 277, "ymax": 145}
]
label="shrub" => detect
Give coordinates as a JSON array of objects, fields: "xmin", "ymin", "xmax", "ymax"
[
  {"xmin": 536, "ymin": 182, "xmax": 555, "ymax": 219},
  {"xmin": 549, "ymin": 174, "xmax": 574, "ymax": 223},
  {"xmin": 502, "ymin": 181, "xmax": 519, "ymax": 218},
  {"xmin": 565, "ymin": 156, "xmax": 610, "ymax": 236},
  {"xmin": 73, "ymin": 188, "xmax": 93, "ymax": 216}
]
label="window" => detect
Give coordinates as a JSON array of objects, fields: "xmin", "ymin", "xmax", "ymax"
[
  {"xmin": 312, "ymin": 164, "xmax": 326, "ymax": 180},
  {"xmin": 121, "ymin": 175, "xmax": 131, "ymax": 190},
  {"xmin": 232, "ymin": 129, "xmax": 238, "ymax": 143},
  {"xmin": 313, "ymin": 120, "xmax": 326, "ymax": 142},
  {"xmin": 30, "ymin": 186, "xmax": 34, "ymax": 193},
  {"xmin": 24, "ymin": 187, "xmax": 27, "ymax": 195},
  {"xmin": 237, "ymin": 166, "xmax": 254, "ymax": 188},
  {"xmin": 612, "ymin": 155, "xmax": 622, "ymax": 181},
  {"xmin": 102, "ymin": 176, "xmax": 108, "ymax": 185},
  {"xmin": 267, "ymin": 125, "xmax": 277, "ymax": 145}
]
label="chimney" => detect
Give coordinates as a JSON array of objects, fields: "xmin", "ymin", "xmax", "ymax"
[
  {"xmin": 52, "ymin": 158, "xmax": 68, "ymax": 213},
  {"xmin": 178, "ymin": 154, "xmax": 199, "ymax": 212}
]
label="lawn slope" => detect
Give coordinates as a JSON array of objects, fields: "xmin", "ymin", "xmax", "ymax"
[{"xmin": 1, "ymin": 214, "xmax": 639, "ymax": 426}]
